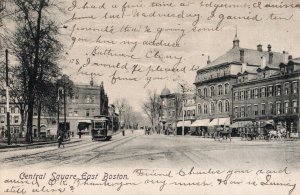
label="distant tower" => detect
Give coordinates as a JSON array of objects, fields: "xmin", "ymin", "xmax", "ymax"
[{"xmin": 233, "ymin": 26, "xmax": 239, "ymax": 48}]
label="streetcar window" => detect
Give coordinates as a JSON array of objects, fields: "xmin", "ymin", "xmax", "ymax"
[{"xmin": 94, "ymin": 122, "xmax": 105, "ymax": 128}]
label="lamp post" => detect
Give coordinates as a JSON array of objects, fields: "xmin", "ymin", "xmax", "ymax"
[{"xmin": 5, "ymin": 49, "xmax": 10, "ymax": 145}]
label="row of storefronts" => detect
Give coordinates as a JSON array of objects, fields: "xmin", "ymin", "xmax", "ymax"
[{"xmin": 159, "ymin": 34, "xmax": 300, "ymax": 138}]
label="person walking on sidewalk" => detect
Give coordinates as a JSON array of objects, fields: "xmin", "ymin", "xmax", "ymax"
[{"xmin": 58, "ymin": 133, "xmax": 64, "ymax": 148}]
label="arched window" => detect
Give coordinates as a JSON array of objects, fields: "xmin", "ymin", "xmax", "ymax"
[
  {"xmin": 218, "ymin": 101, "xmax": 223, "ymax": 113},
  {"xmin": 197, "ymin": 88, "xmax": 202, "ymax": 97},
  {"xmin": 225, "ymin": 100, "xmax": 230, "ymax": 112},
  {"xmin": 197, "ymin": 104, "xmax": 202, "ymax": 115},
  {"xmin": 210, "ymin": 102, "xmax": 215, "ymax": 114},
  {"xmin": 224, "ymin": 83, "xmax": 230, "ymax": 95},
  {"xmin": 204, "ymin": 103, "xmax": 208, "ymax": 114},
  {"xmin": 210, "ymin": 86, "xmax": 215, "ymax": 96},
  {"xmin": 218, "ymin": 85, "xmax": 223, "ymax": 96},
  {"xmin": 203, "ymin": 88, "xmax": 208, "ymax": 97}
]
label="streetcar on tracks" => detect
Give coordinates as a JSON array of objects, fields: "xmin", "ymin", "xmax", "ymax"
[{"xmin": 91, "ymin": 115, "xmax": 119, "ymax": 141}]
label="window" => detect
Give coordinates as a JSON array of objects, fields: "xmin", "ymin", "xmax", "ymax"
[
  {"xmin": 204, "ymin": 104, "xmax": 208, "ymax": 114},
  {"xmin": 276, "ymin": 85, "xmax": 282, "ymax": 96},
  {"xmin": 234, "ymin": 92, "xmax": 238, "ymax": 101},
  {"xmin": 14, "ymin": 116, "xmax": 19, "ymax": 124},
  {"xmin": 269, "ymin": 103, "xmax": 273, "ymax": 115},
  {"xmin": 68, "ymin": 108, "xmax": 73, "ymax": 116},
  {"xmin": 192, "ymin": 110, "xmax": 195, "ymax": 116},
  {"xmin": 86, "ymin": 95, "xmax": 91, "ymax": 103},
  {"xmin": 0, "ymin": 116, "xmax": 4, "ymax": 123},
  {"xmin": 293, "ymin": 101, "xmax": 298, "ymax": 113},
  {"xmin": 74, "ymin": 110, "xmax": 78, "ymax": 116},
  {"xmin": 218, "ymin": 85, "xmax": 223, "ymax": 95},
  {"xmin": 91, "ymin": 109, "xmax": 95, "ymax": 116},
  {"xmin": 203, "ymin": 88, "xmax": 208, "ymax": 97},
  {"xmin": 247, "ymin": 90, "xmax": 251, "ymax": 100},
  {"xmin": 86, "ymin": 109, "xmax": 90, "ymax": 117},
  {"xmin": 240, "ymin": 106, "xmax": 245, "ymax": 117},
  {"xmin": 254, "ymin": 105, "xmax": 258, "ymax": 116},
  {"xmin": 224, "ymin": 83, "xmax": 229, "ymax": 94},
  {"xmin": 197, "ymin": 88, "xmax": 201, "ymax": 97},
  {"xmin": 210, "ymin": 86, "xmax": 215, "ymax": 96},
  {"xmin": 210, "ymin": 102, "xmax": 215, "ymax": 114},
  {"xmin": 292, "ymin": 81, "xmax": 298, "ymax": 94},
  {"xmin": 225, "ymin": 100, "xmax": 230, "ymax": 113},
  {"xmin": 261, "ymin": 87, "xmax": 266, "ymax": 98},
  {"xmin": 0, "ymin": 107, "xmax": 5, "ymax": 114},
  {"xmin": 91, "ymin": 95, "xmax": 95, "ymax": 103},
  {"xmin": 261, "ymin": 104, "xmax": 266, "ymax": 115},
  {"xmin": 11, "ymin": 107, "xmax": 15, "ymax": 114},
  {"xmin": 284, "ymin": 82, "xmax": 290, "ymax": 95},
  {"xmin": 276, "ymin": 102, "xmax": 281, "ymax": 115},
  {"xmin": 241, "ymin": 91, "xmax": 244, "ymax": 101},
  {"xmin": 251, "ymin": 89, "xmax": 254, "ymax": 99},
  {"xmin": 284, "ymin": 101, "xmax": 289, "ymax": 114},
  {"xmin": 254, "ymin": 88, "xmax": 259, "ymax": 99},
  {"xmin": 197, "ymin": 104, "xmax": 202, "ymax": 115},
  {"xmin": 187, "ymin": 110, "xmax": 190, "ymax": 116},
  {"xmin": 247, "ymin": 105, "xmax": 251, "ymax": 116},
  {"xmin": 234, "ymin": 107, "xmax": 238, "ymax": 118},
  {"xmin": 218, "ymin": 101, "xmax": 223, "ymax": 113},
  {"xmin": 268, "ymin": 86, "xmax": 273, "ymax": 97}
]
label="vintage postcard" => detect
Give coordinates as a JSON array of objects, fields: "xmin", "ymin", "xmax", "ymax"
[{"xmin": 0, "ymin": 0, "xmax": 300, "ymax": 194}]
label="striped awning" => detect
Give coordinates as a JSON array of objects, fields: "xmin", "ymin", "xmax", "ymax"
[{"xmin": 208, "ymin": 118, "xmax": 230, "ymax": 126}]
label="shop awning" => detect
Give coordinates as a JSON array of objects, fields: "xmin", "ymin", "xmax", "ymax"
[
  {"xmin": 208, "ymin": 118, "xmax": 230, "ymax": 126},
  {"xmin": 78, "ymin": 120, "xmax": 92, "ymax": 123},
  {"xmin": 230, "ymin": 121, "xmax": 253, "ymax": 128},
  {"xmin": 191, "ymin": 119, "xmax": 210, "ymax": 127},
  {"xmin": 177, "ymin": 121, "xmax": 191, "ymax": 127}
]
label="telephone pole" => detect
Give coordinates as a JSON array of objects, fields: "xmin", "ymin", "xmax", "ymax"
[{"xmin": 5, "ymin": 49, "xmax": 11, "ymax": 145}]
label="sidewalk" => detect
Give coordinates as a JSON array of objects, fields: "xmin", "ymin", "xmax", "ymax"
[{"xmin": 0, "ymin": 137, "xmax": 82, "ymax": 151}]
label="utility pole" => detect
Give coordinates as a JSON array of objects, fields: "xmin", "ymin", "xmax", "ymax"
[
  {"xmin": 63, "ymin": 87, "xmax": 66, "ymax": 137},
  {"xmin": 5, "ymin": 49, "xmax": 10, "ymax": 145}
]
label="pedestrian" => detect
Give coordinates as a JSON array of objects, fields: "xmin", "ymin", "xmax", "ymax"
[
  {"xmin": 58, "ymin": 133, "xmax": 64, "ymax": 148},
  {"xmin": 78, "ymin": 131, "xmax": 81, "ymax": 139}
]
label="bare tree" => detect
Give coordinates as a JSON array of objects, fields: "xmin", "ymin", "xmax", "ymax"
[{"xmin": 142, "ymin": 90, "xmax": 160, "ymax": 133}]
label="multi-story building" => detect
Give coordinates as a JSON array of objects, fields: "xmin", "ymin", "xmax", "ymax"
[
  {"xmin": 34, "ymin": 80, "xmax": 110, "ymax": 137},
  {"xmin": 232, "ymin": 55, "xmax": 300, "ymax": 138},
  {"xmin": 193, "ymin": 34, "xmax": 246, "ymax": 135},
  {"xmin": 159, "ymin": 87, "xmax": 196, "ymax": 135}
]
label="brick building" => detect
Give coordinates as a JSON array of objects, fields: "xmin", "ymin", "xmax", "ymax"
[
  {"xmin": 159, "ymin": 87, "xmax": 196, "ymax": 135},
  {"xmin": 232, "ymin": 55, "xmax": 300, "ymax": 138}
]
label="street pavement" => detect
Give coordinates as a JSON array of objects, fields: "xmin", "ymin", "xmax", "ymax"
[{"xmin": 0, "ymin": 130, "xmax": 299, "ymax": 170}]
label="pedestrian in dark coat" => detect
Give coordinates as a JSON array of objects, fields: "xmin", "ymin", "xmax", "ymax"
[{"xmin": 58, "ymin": 134, "xmax": 64, "ymax": 148}]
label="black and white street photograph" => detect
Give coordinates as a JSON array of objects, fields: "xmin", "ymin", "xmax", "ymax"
[{"xmin": 1, "ymin": 0, "xmax": 300, "ymax": 194}]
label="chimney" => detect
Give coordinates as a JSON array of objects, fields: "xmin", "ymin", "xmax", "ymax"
[
  {"xmin": 268, "ymin": 52, "xmax": 273, "ymax": 64},
  {"xmin": 257, "ymin": 44, "xmax": 263, "ymax": 52},
  {"xmin": 261, "ymin": 56, "xmax": 266, "ymax": 69},
  {"xmin": 288, "ymin": 55, "xmax": 293, "ymax": 60},
  {"xmin": 241, "ymin": 63, "xmax": 247, "ymax": 73},
  {"xmin": 267, "ymin": 44, "xmax": 272, "ymax": 52},
  {"xmin": 240, "ymin": 49, "xmax": 244, "ymax": 63},
  {"xmin": 207, "ymin": 56, "xmax": 211, "ymax": 64}
]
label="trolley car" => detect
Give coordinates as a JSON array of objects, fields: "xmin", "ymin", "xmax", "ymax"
[{"xmin": 91, "ymin": 115, "xmax": 118, "ymax": 141}]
